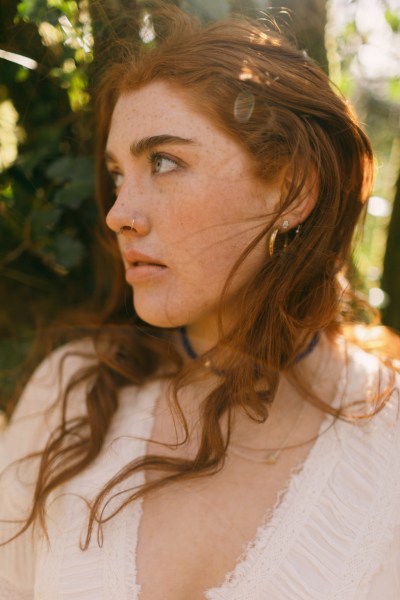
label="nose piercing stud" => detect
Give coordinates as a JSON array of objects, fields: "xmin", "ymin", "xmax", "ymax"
[{"xmin": 118, "ymin": 217, "xmax": 136, "ymax": 235}]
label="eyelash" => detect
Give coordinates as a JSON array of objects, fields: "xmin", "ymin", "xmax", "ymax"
[
  {"xmin": 148, "ymin": 151, "xmax": 180, "ymax": 174},
  {"xmin": 107, "ymin": 151, "xmax": 182, "ymax": 193}
]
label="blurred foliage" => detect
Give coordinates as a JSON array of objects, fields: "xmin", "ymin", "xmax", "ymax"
[
  {"xmin": 0, "ymin": 0, "xmax": 97, "ymax": 407},
  {"xmin": 325, "ymin": 0, "xmax": 400, "ymax": 328},
  {"xmin": 0, "ymin": 0, "xmax": 399, "ymax": 411},
  {"xmin": 0, "ymin": 0, "xmax": 330, "ymax": 410}
]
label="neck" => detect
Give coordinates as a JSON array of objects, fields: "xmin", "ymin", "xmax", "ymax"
[
  {"xmin": 180, "ymin": 323, "xmax": 321, "ymax": 369},
  {"xmin": 182, "ymin": 316, "xmax": 223, "ymax": 357}
]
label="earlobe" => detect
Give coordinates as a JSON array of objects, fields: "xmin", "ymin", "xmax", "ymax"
[{"xmin": 282, "ymin": 171, "xmax": 319, "ymax": 230}]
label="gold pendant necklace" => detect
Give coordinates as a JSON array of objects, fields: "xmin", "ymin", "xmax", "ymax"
[{"xmin": 227, "ymin": 404, "xmax": 306, "ymax": 465}]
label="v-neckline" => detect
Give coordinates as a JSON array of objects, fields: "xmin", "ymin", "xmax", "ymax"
[
  {"xmin": 204, "ymin": 412, "xmax": 340, "ymax": 597},
  {"xmin": 127, "ymin": 376, "xmax": 342, "ymax": 600}
]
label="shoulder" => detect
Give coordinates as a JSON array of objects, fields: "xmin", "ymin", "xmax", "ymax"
[
  {"xmin": 333, "ymin": 336, "xmax": 400, "ymax": 417},
  {"xmin": 330, "ymin": 340, "xmax": 400, "ymax": 494},
  {"xmin": 14, "ymin": 337, "xmax": 97, "ymax": 412},
  {"xmin": 2, "ymin": 338, "xmax": 99, "ymax": 465}
]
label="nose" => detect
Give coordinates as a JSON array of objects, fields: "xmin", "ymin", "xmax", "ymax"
[{"xmin": 105, "ymin": 187, "xmax": 150, "ymax": 236}]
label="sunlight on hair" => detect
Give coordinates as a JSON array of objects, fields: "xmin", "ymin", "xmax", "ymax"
[
  {"xmin": 233, "ymin": 92, "xmax": 255, "ymax": 123},
  {"xmin": 249, "ymin": 30, "xmax": 281, "ymax": 46},
  {"xmin": 348, "ymin": 324, "xmax": 387, "ymax": 346},
  {"xmin": 140, "ymin": 13, "xmax": 156, "ymax": 44},
  {"xmin": 239, "ymin": 60, "xmax": 260, "ymax": 82}
]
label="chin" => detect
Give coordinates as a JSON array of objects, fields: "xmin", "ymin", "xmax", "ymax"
[
  {"xmin": 133, "ymin": 299, "xmax": 186, "ymax": 330},
  {"xmin": 132, "ymin": 287, "xmax": 217, "ymax": 331}
]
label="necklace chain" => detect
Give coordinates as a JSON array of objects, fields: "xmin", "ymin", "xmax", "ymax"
[
  {"xmin": 178, "ymin": 327, "xmax": 318, "ymax": 465},
  {"xmin": 227, "ymin": 403, "xmax": 306, "ymax": 465}
]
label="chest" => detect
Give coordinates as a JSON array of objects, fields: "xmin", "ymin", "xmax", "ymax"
[
  {"xmin": 135, "ymin": 467, "xmax": 291, "ymax": 599},
  {"xmin": 135, "ymin": 408, "xmax": 320, "ymax": 600},
  {"xmin": 35, "ymin": 386, "xmax": 400, "ymax": 600}
]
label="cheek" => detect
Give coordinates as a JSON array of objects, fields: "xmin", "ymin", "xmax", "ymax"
[
  {"xmin": 169, "ymin": 211, "xmax": 266, "ymax": 291},
  {"xmin": 157, "ymin": 175, "xmax": 268, "ymax": 289}
]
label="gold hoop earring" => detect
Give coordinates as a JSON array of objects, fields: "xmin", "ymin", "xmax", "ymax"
[
  {"xmin": 269, "ymin": 220, "xmax": 289, "ymax": 257},
  {"xmin": 268, "ymin": 227, "xmax": 280, "ymax": 257}
]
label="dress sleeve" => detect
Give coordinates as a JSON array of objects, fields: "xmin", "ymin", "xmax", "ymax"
[
  {"xmin": 0, "ymin": 340, "xmax": 96, "ymax": 599},
  {"xmin": 365, "ymin": 369, "xmax": 400, "ymax": 599}
]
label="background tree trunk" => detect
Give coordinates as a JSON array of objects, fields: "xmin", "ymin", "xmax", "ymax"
[
  {"xmin": 381, "ymin": 168, "xmax": 400, "ymax": 332},
  {"xmin": 268, "ymin": 0, "xmax": 328, "ymax": 71}
]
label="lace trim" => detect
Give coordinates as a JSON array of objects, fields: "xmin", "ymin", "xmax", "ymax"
[
  {"xmin": 204, "ymin": 413, "xmax": 339, "ymax": 599},
  {"xmin": 205, "ymin": 348, "xmax": 400, "ymax": 600},
  {"xmin": 340, "ymin": 397, "xmax": 400, "ymax": 599}
]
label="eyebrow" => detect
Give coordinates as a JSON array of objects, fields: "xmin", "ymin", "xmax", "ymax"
[{"xmin": 105, "ymin": 134, "xmax": 195, "ymax": 163}]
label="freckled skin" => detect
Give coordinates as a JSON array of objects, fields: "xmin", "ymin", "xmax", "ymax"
[{"xmin": 105, "ymin": 81, "xmax": 281, "ymax": 340}]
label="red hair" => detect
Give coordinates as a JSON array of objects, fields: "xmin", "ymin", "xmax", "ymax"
[{"xmin": 4, "ymin": 6, "xmax": 399, "ymax": 548}]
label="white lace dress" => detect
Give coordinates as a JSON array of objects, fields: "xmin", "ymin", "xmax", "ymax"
[{"xmin": 0, "ymin": 341, "xmax": 399, "ymax": 599}]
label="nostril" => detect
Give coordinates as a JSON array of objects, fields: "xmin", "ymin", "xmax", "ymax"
[
  {"xmin": 118, "ymin": 225, "xmax": 134, "ymax": 234},
  {"xmin": 119, "ymin": 219, "xmax": 137, "ymax": 234}
]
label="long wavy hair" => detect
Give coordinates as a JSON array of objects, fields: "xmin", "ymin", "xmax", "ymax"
[{"xmin": 6, "ymin": 6, "xmax": 399, "ymax": 548}]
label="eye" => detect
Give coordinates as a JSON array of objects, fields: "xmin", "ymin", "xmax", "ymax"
[
  {"xmin": 109, "ymin": 170, "xmax": 124, "ymax": 191},
  {"xmin": 150, "ymin": 153, "xmax": 179, "ymax": 174}
]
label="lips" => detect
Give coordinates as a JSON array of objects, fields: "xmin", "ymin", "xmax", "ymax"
[
  {"xmin": 123, "ymin": 249, "xmax": 166, "ymax": 268},
  {"xmin": 122, "ymin": 249, "xmax": 167, "ymax": 283}
]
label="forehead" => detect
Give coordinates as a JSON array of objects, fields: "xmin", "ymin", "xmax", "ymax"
[{"xmin": 108, "ymin": 81, "xmax": 217, "ymax": 142}]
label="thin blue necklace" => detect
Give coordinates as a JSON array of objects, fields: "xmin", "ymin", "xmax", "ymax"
[{"xmin": 178, "ymin": 327, "xmax": 320, "ymax": 370}]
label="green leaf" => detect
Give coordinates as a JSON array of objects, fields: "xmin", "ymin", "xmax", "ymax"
[
  {"xmin": 30, "ymin": 206, "xmax": 62, "ymax": 236},
  {"xmin": 45, "ymin": 156, "xmax": 75, "ymax": 182},
  {"xmin": 388, "ymin": 78, "xmax": 400, "ymax": 102},
  {"xmin": 53, "ymin": 180, "xmax": 93, "ymax": 209},
  {"xmin": 51, "ymin": 232, "xmax": 84, "ymax": 270},
  {"xmin": 16, "ymin": 0, "xmax": 60, "ymax": 25},
  {"xmin": 15, "ymin": 68, "xmax": 30, "ymax": 82},
  {"xmin": 385, "ymin": 9, "xmax": 400, "ymax": 33},
  {"xmin": 18, "ymin": 148, "xmax": 53, "ymax": 178},
  {"xmin": 48, "ymin": 0, "xmax": 78, "ymax": 21},
  {"xmin": 16, "ymin": 0, "xmax": 44, "ymax": 20},
  {"xmin": 46, "ymin": 155, "xmax": 94, "ymax": 184}
]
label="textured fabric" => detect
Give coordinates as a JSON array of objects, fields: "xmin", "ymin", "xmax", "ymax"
[{"xmin": 0, "ymin": 340, "xmax": 399, "ymax": 599}]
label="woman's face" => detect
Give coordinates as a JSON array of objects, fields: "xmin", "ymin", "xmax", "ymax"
[{"xmin": 105, "ymin": 81, "xmax": 281, "ymax": 336}]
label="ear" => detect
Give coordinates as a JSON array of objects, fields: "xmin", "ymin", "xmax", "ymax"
[{"xmin": 281, "ymin": 170, "xmax": 318, "ymax": 230}]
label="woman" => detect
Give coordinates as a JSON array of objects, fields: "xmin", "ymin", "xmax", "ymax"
[{"xmin": 1, "ymin": 7, "xmax": 399, "ymax": 599}]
